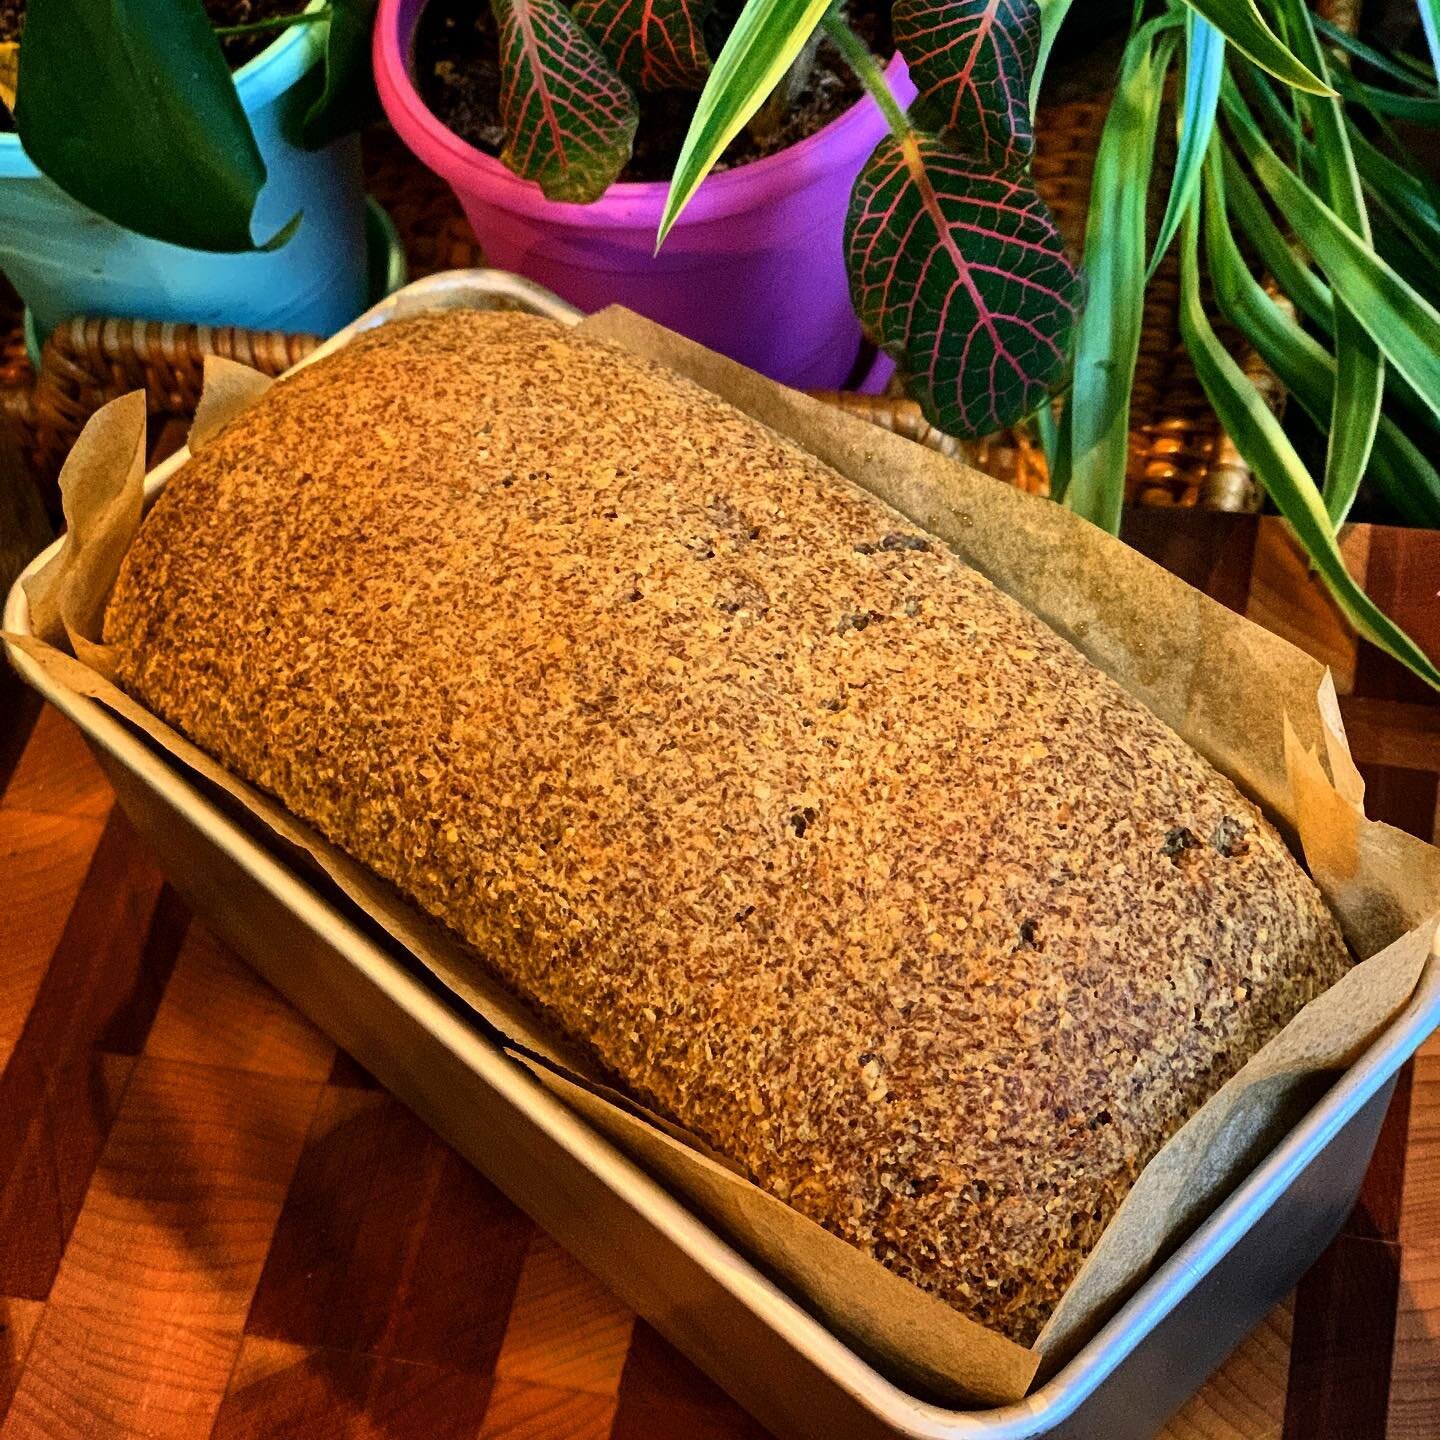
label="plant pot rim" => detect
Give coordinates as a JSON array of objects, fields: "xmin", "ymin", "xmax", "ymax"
[
  {"xmin": 0, "ymin": 0, "xmax": 327, "ymax": 178},
  {"xmin": 374, "ymin": 0, "xmax": 908, "ymax": 228}
]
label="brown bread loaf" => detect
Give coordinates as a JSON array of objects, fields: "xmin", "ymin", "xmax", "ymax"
[{"xmin": 103, "ymin": 310, "xmax": 1350, "ymax": 1346}]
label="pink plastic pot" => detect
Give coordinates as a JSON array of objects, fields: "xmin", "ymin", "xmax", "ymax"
[{"xmin": 375, "ymin": 0, "xmax": 913, "ymax": 388}]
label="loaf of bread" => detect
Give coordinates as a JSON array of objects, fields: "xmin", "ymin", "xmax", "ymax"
[{"xmin": 104, "ymin": 310, "xmax": 1349, "ymax": 1346}]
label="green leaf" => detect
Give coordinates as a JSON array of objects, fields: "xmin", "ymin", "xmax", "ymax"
[
  {"xmin": 1345, "ymin": 118, "xmax": 1440, "ymax": 267},
  {"xmin": 570, "ymin": 0, "xmax": 711, "ymax": 90},
  {"xmin": 1223, "ymin": 77, "xmax": 1440, "ymax": 422},
  {"xmin": 1419, "ymin": 0, "xmax": 1440, "ymax": 93},
  {"xmin": 845, "ymin": 131, "xmax": 1082, "ymax": 436},
  {"xmin": 15, "ymin": 0, "xmax": 276, "ymax": 251},
  {"xmin": 1221, "ymin": 143, "xmax": 1333, "ymax": 330},
  {"xmin": 1034, "ymin": 392, "xmax": 1071, "ymax": 499},
  {"xmin": 1031, "ymin": 0, "xmax": 1075, "ymax": 110},
  {"xmin": 1314, "ymin": 13, "xmax": 1434, "ymax": 91},
  {"xmin": 1064, "ymin": 16, "xmax": 1178, "ymax": 534},
  {"xmin": 1222, "ymin": 143, "xmax": 1440, "ymax": 442},
  {"xmin": 1179, "ymin": 196, "xmax": 1440, "ymax": 689},
  {"xmin": 1148, "ymin": 8, "xmax": 1223, "ymax": 279},
  {"xmin": 1206, "ymin": 143, "xmax": 1440, "ymax": 528},
  {"xmin": 1178, "ymin": 0, "xmax": 1332, "ymax": 94},
  {"xmin": 890, "ymin": 0, "xmax": 1040, "ymax": 166},
  {"xmin": 659, "ymin": 0, "xmax": 832, "ymax": 243},
  {"xmin": 1243, "ymin": 67, "xmax": 1440, "ymax": 266},
  {"xmin": 1331, "ymin": 69, "xmax": 1440, "ymax": 124},
  {"xmin": 1271, "ymin": 0, "xmax": 1381, "ymax": 528},
  {"xmin": 492, "ymin": 0, "xmax": 638, "ymax": 202},
  {"xmin": 302, "ymin": 0, "xmax": 381, "ymax": 147}
]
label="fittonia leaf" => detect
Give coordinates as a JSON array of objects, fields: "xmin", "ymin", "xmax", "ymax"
[
  {"xmin": 492, "ymin": 0, "xmax": 638, "ymax": 202},
  {"xmin": 570, "ymin": 0, "xmax": 712, "ymax": 91},
  {"xmin": 891, "ymin": 0, "xmax": 1041, "ymax": 166},
  {"xmin": 845, "ymin": 132, "xmax": 1081, "ymax": 435}
]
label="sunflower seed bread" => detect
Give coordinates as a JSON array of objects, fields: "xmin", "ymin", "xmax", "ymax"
[{"xmin": 103, "ymin": 310, "xmax": 1350, "ymax": 1346}]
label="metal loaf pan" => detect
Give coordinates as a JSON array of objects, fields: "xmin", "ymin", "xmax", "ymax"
[{"xmin": 6, "ymin": 270, "xmax": 1434, "ymax": 1440}]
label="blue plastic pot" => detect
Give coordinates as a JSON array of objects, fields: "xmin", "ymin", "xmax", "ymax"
[{"xmin": 0, "ymin": 4, "xmax": 370, "ymax": 340}]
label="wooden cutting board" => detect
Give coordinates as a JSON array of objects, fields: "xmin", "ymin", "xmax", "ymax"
[{"xmin": 1, "ymin": 504, "xmax": 1437, "ymax": 1440}]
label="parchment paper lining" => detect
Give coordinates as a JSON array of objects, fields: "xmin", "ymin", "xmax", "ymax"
[{"xmin": 8, "ymin": 314, "xmax": 1440, "ymax": 1408}]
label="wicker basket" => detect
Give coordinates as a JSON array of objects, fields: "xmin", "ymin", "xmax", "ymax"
[{"xmin": 9, "ymin": 103, "xmax": 1279, "ymax": 516}]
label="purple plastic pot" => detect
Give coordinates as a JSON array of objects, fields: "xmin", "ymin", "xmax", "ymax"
[{"xmin": 375, "ymin": 0, "xmax": 913, "ymax": 387}]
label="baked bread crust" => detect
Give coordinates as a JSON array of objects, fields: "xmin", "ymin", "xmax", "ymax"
[{"xmin": 104, "ymin": 311, "xmax": 1350, "ymax": 1345}]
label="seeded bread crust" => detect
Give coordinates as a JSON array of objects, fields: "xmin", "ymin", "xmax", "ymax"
[{"xmin": 104, "ymin": 311, "xmax": 1350, "ymax": 1345}]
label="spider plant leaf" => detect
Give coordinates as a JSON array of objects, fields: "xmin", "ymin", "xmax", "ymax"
[
  {"xmin": 891, "ymin": 0, "xmax": 1041, "ymax": 166},
  {"xmin": 1205, "ymin": 143, "xmax": 1440, "ymax": 527},
  {"xmin": 1243, "ymin": 68, "xmax": 1440, "ymax": 265},
  {"xmin": 1148, "ymin": 8, "xmax": 1223, "ymax": 278},
  {"xmin": 1332, "ymin": 70, "xmax": 1440, "ymax": 124},
  {"xmin": 1227, "ymin": 151, "xmax": 1438, "ymax": 439},
  {"xmin": 1179, "ymin": 197, "xmax": 1440, "ymax": 689},
  {"xmin": 1344, "ymin": 118, "xmax": 1440, "ymax": 264},
  {"xmin": 1179, "ymin": 0, "xmax": 1332, "ymax": 94},
  {"xmin": 659, "ymin": 0, "xmax": 832, "ymax": 243},
  {"xmin": 491, "ymin": 0, "xmax": 638, "ymax": 202},
  {"xmin": 571, "ymin": 0, "xmax": 711, "ymax": 90},
  {"xmin": 1271, "ymin": 0, "xmax": 1381, "ymax": 528},
  {"xmin": 1314, "ymin": 13, "xmax": 1434, "ymax": 90},
  {"xmin": 14, "ymin": 0, "xmax": 277, "ymax": 250},
  {"xmin": 1223, "ymin": 77, "xmax": 1440, "ymax": 421},
  {"xmin": 1419, "ymin": 0, "xmax": 1440, "ymax": 92},
  {"xmin": 1063, "ymin": 15, "xmax": 1178, "ymax": 534},
  {"xmin": 1032, "ymin": 0, "xmax": 1075, "ymax": 109},
  {"xmin": 1220, "ymin": 143, "xmax": 1333, "ymax": 332},
  {"xmin": 845, "ymin": 131, "xmax": 1082, "ymax": 436},
  {"xmin": 1035, "ymin": 394, "xmax": 1071, "ymax": 499}
]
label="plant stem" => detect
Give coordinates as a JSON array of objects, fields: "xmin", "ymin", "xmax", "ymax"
[
  {"xmin": 212, "ymin": 7, "xmax": 329, "ymax": 38},
  {"xmin": 820, "ymin": 10, "xmax": 910, "ymax": 142},
  {"xmin": 1032, "ymin": 0, "xmax": 1076, "ymax": 111}
]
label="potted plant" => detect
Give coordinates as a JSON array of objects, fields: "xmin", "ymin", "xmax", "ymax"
[
  {"xmin": 0, "ymin": 0, "xmax": 391, "ymax": 341},
  {"xmin": 375, "ymin": 0, "xmax": 918, "ymax": 386},
  {"xmin": 663, "ymin": 0, "xmax": 1440, "ymax": 692}
]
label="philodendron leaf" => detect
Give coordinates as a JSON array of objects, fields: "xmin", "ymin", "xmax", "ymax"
[
  {"xmin": 846, "ymin": 132, "xmax": 1082, "ymax": 435},
  {"xmin": 891, "ymin": 0, "xmax": 1040, "ymax": 166},
  {"xmin": 492, "ymin": 0, "xmax": 638, "ymax": 201},
  {"xmin": 302, "ymin": 0, "xmax": 382, "ymax": 148},
  {"xmin": 571, "ymin": 0, "xmax": 711, "ymax": 90},
  {"xmin": 15, "ymin": 0, "xmax": 274, "ymax": 251}
]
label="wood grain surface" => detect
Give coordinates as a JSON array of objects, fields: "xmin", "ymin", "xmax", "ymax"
[{"xmin": 3, "ymin": 505, "xmax": 1439, "ymax": 1439}]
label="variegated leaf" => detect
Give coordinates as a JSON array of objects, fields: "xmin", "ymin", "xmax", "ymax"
[
  {"xmin": 570, "ymin": 0, "xmax": 711, "ymax": 91},
  {"xmin": 891, "ymin": 0, "xmax": 1040, "ymax": 166},
  {"xmin": 846, "ymin": 133, "xmax": 1082, "ymax": 436},
  {"xmin": 493, "ymin": 0, "xmax": 639, "ymax": 202}
]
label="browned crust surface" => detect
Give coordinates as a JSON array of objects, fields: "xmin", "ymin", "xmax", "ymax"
[{"xmin": 103, "ymin": 310, "xmax": 1350, "ymax": 1345}]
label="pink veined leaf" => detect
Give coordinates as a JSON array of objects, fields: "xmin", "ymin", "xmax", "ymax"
[
  {"xmin": 846, "ymin": 132, "xmax": 1082, "ymax": 437},
  {"xmin": 891, "ymin": 0, "xmax": 1040, "ymax": 167},
  {"xmin": 492, "ymin": 0, "xmax": 639, "ymax": 202},
  {"xmin": 570, "ymin": 0, "xmax": 711, "ymax": 91}
]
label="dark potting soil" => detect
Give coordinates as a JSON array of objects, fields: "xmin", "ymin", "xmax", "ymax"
[
  {"xmin": 415, "ymin": 0, "xmax": 891, "ymax": 184},
  {"xmin": 0, "ymin": 0, "xmax": 307, "ymax": 73}
]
